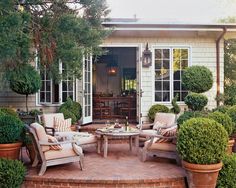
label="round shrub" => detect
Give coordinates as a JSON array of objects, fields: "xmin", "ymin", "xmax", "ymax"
[
  {"xmin": 0, "ymin": 158, "xmax": 26, "ymax": 188},
  {"xmin": 0, "ymin": 107, "xmax": 18, "ymax": 118},
  {"xmin": 59, "ymin": 97, "xmax": 82, "ymax": 123},
  {"xmin": 177, "ymin": 118, "xmax": 228, "ymax": 164},
  {"xmin": 148, "ymin": 104, "xmax": 169, "ymax": 122},
  {"xmin": 212, "ymin": 105, "xmax": 231, "ymax": 114},
  {"xmin": 182, "ymin": 66, "xmax": 213, "ymax": 93},
  {"xmin": 208, "ymin": 111, "xmax": 233, "ymax": 136},
  {"xmin": 217, "ymin": 154, "xmax": 236, "ymax": 188},
  {"xmin": 0, "ymin": 115, "xmax": 24, "ymax": 144},
  {"xmin": 184, "ymin": 93, "xmax": 208, "ymax": 111},
  {"xmin": 177, "ymin": 111, "xmax": 207, "ymax": 126},
  {"xmin": 226, "ymin": 105, "xmax": 236, "ymax": 133}
]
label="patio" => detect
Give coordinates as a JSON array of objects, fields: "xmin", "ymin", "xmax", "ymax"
[{"xmin": 21, "ymin": 125, "xmax": 187, "ymax": 188}]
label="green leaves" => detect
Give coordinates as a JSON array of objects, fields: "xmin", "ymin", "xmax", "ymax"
[
  {"xmin": 184, "ymin": 93, "xmax": 208, "ymax": 111},
  {"xmin": 148, "ymin": 104, "xmax": 169, "ymax": 122}
]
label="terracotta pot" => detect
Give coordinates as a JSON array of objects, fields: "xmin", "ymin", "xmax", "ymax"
[
  {"xmin": 0, "ymin": 142, "xmax": 22, "ymax": 160},
  {"xmin": 227, "ymin": 139, "xmax": 235, "ymax": 155},
  {"xmin": 182, "ymin": 160, "xmax": 223, "ymax": 188}
]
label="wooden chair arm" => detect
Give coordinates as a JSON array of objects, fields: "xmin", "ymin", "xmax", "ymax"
[{"xmin": 39, "ymin": 140, "xmax": 77, "ymax": 146}]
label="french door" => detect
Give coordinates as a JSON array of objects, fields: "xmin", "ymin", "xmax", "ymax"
[
  {"xmin": 82, "ymin": 54, "xmax": 93, "ymax": 124},
  {"xmin": 136, "ymin": 46, "xmax": 142, "ymax": 124}
]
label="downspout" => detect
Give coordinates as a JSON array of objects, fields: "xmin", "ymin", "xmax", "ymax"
[{"xmin": 216, "ymin": 27, "xmax": 227, "ymax": 106}]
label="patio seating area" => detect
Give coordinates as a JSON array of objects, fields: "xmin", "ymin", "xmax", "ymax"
[{"xmin": 22, "ymin": 142, "xmax": 187, "ymax": 188}]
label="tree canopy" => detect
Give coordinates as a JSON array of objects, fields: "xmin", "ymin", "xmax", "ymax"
[{"xmin": 0, "ymin": 0, "xmax": 110, "ymax": 80}]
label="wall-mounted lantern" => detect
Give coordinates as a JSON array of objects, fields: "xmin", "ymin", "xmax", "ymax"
[
  {"xmin": 142, "ymin": 43, "xmax": 152, "ymax": 67},
  {"xmin": 107, "ymin": 61, "xmax": 118, "ymax": 76}
]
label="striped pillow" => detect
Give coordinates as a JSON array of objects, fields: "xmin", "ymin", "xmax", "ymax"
[
  {"xmin": 54, "ymin": 117, "xmax": 72, "ymax": 132},
  {"xmin": 156, "ymin": 126, "xmax": 177, "ymax": 143},
  {"xmin": 48, "ymin": 136, "xmax": 62, "ymax": 150}
]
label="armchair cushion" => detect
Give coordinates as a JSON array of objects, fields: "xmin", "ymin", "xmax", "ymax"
[
  {"xmin": 153, "ymin": 121, "xmax": 166, "ymax": 130},
  {"xmin": 54, "ymin": 117, "xmax": 72, "ymax": 132},
  {"xmin": 42, "ymin": 113, "xmax": 64, "ymax": 128},
  {"xmin": 30, "ymin": 123, "xmax": 50, "ymax": 152}
]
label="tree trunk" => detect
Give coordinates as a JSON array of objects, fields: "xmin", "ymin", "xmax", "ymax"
[{"xmin": 26, "ymin": 94, "xmax": 28, "ymax": 113}]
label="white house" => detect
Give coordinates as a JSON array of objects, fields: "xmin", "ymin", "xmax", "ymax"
[{"xmin": 1, "ymin": 19, "xmax": 236, "ymax": 124}]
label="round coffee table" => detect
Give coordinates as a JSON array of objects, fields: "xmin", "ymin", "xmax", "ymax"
[{"xmin": 95, "ymin": 128, "xmax": 140, "ymax": 158}]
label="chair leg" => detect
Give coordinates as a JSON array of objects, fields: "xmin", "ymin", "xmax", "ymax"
[
  {"xmin": 38, "ymin": 162, "xmax": 47, "ymax": 176},
  {"xmin": 32, "ymin": 155, "xmax": 39, "ymax": 167},
  {"xmin": 79, "ymin": 155, "xmax": 84, "ymax": 170},
  {"xmin": 141, "ymin": 148, "xmax": 147, "ymax": 162}
]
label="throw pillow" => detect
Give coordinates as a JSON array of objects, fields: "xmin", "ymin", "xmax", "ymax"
[
  {"xmin": 153, "ymin": 121, "xmax": 166, "ymax": 130},
  {"xmin": 156, "ymin": 126, "xmax": 177, "ymax": 143},
  {"xmin": 54, "ymin": 117, "xmax": 72, "ymax": 132},
  {"xmin": 47, "ymin": 135, "xmax": 62, "ymax": 150}
]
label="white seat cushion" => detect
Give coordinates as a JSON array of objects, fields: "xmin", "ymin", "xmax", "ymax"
[
  {"xmin": 54, "ymin": 117, "xmax": 72, "ymax": 132},
  {"xmin": 43, "ymin": 113, "xmax": 64, "ymax": 128},
  {"xmin": 139, "ymin": 129, "xmax": 157, "ymax": 138}
]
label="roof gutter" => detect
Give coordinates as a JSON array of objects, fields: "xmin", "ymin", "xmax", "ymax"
[{"xmin": 216, "ymin": 27, "xmax": 227, "ymax": 106}]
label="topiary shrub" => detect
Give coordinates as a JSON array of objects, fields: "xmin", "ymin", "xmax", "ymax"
[
  {"xmin": 0, "ymin": 107, "xmax": 18, "ymax": 118},
  {"xmin": 208, "ymin": 111, "xmax": 233, "ymax": 137},
  {"xmin": 177, "ymin": 118, "xmax": 228, "ymax": 164},
  {"xmin": 59, "ymin": 98, "xmax": 82, "ymax": 124},
  {"xmin": 226, "ymin": 105, "xmax": 236, "ymax": 133},
  {"xmin": 0, "ymin": 115, "xmax": 24, "ymax": 144},
  {"xmin": 0, "ymin": 158, "xmax": 26, "ymax": 188},
  {"xmin": 7, "ymin": 64, "xmax": 41, "ymax": 113},
  {"xmin": 170, "ymin": 94, "xmax": 181, "ymax": 115},
  {"xmin": 177, "ymin": 111, "xmax": 207, "ymax": 127},
  {"xmin": 217, "ymin": 154, "xmax": 236, "ymax": 188},
  {"xmin": 184, "ymin": 93, "xmax": 208, "ymax": 111},
  {"xmin": 182, "ymin": 66, "xmax": 213, "ymax": 93},
  {"xmin": 212, "ymin": 105, "xmax": 231, "ymax": 114},
  {"xmin": 148, "ymin": 104, "xmax": 169, "ymax": 122}
]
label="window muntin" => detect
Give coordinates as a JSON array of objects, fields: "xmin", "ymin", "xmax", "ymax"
[
  {"xmin": 154, "ymin": 47, "xmax": 189, "ymax": 102},
  {"xmin": 39, "ymin": 68, "xmax": 52, "ymax": 103}
]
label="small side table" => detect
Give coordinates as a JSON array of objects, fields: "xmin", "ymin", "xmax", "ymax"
[{"xmin": 95, "ymin": 129, "xmax": 140, "ymax": 158}]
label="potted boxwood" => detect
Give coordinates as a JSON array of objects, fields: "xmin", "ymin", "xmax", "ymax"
[
  {"xmin": 0, "ymin": 114, "xmax": 25, "ymax": 160},
  {"xmin": 226, "ymin": 105, "xmax": 236, "ymax": 152},
  {"xmin": 177, "ymin": 118, "xmax": 228, "ymax": 188},
  {"xmin": 0, "ymin": 158, "xmax": 26, "ymax": 188},
  {"xmin": 208, "ymin": 111, "xmax": 234, "ymax": 154}
]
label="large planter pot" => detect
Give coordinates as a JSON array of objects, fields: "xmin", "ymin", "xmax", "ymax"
[
  {"xmin": 182, "ymin": 160, "xmax": 223, "ymax": 188},
  {"xmin": 0, "ymin": 142, "xmax": 22, "ymax": 160},
  {"xmin": 227, "ymin": 139, "xmax": 235, "ymax": 155}
]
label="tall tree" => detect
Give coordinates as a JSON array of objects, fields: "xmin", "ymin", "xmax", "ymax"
[{"xmin": 0, "ymin": 0, "xmax": 110, "ymax": 80}]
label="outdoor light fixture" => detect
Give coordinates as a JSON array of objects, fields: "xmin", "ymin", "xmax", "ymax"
[
  {"xmin": 107, "ymin": 61, "xmax": 118, "ymax": 76},
  {"xmin": 142, "ymin": 43, "xmax": 152, "ymax": 67}
]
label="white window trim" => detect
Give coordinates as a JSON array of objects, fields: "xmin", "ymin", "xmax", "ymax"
[
  {"xmin": 151, "ymin": 45, "xmax": 192, "ymax": 105},
  {"xmin": 35, "ymin": 61, "xmax": 76, "ymax": 107}
]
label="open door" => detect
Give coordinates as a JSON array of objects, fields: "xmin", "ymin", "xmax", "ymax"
[
  {"xmin": 136, "ymin": 47, "xmax": 142, "ymax": 124},
  {"xmin": 82, "ymin": 54, "xmax": 93, "ymax": 124}
]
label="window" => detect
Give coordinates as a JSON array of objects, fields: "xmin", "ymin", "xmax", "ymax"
[
  {"xmin": 38, "ymin": 64, "xmax": 75, "ymax": 105},
  {"xmin": 154, "ymin": 47, "xmax": 189, "ymax": 102}
]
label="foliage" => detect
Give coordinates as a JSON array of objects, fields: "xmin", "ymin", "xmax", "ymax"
[
  {"xmin": 170, "ymin": 94, "xmax": 181, "ymax": 114},
  {"xmin": 208, "ymin": 111, "xmax": 233, "ymax": 136},
  {"xmin": 7, "ymin": 64, "xmax": 41, "ymax": 112},
  {"xmin": 184, "ymin": 93, "xmax": 208, "ymax": 111},
  {"xmin": 177, "ymin": 111, "xmax": 207, "ymax": 127},
  {"xmin": 29, "ymin": 109, "xmax": 42, "ymax": 116},
  {"xmin": 182, "ymin": 66, "xmax": 213, "ymax": 93},
  {"xmin": 0, "ymin": 114, "xmax": 24, "ymax": 144},
  {"xmin": 226, "ymin": 105, "xmax": 236, "ymax": 133},
  {"xmin": 212, "ymin": 105, "xmax": 231, "ymax": 114},
  {"xmin": 177, "ymin": 118, "xmax": 228, "ymax": 164},
  {"xmin": 59, "ymin": 98, "xmax": 82, "ymax": 124},
  {"xmin": 0, "ymin": 107, "xmax": 18, "ymax": 118},
  {"xmin": 0, "ymin": 158, "xmax": 26, "ymax": 188},
  {"xmin": 217, "ymin": 154, "xmax": 236, "ymax": 188},
  {"xmin": 148, "ymin": 104, "xmax": 169, "ymax": 122},
  {"xmin": 225, "ymin": 84, "xmax": 236, "ymax": 106}
]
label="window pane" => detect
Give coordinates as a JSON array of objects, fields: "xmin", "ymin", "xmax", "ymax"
[
  {"xmin": 163, "ymin": 92, "xmax": 170, "ymax": 101},
  {"xmin": 155, "ymin": 81, "xmax": 161, "ymax": 90},
  {"xmin": 163, "ymin": 81, "xmax": 170, "ymax": 91},
  {"xmin": 62, "ymin": 81, "xmax": 67, "ymax": 91},
  {"xmin": 155, "ymin": 70, "xmax": 162, "ymax": 80},
  {"xmin": 62, "ymin": 92, "xmax": 67, "ymax": 102},
  {"xmin": 174, "ymin": 81, "xmax": 180, "ymax": 90},
  {"xmin": 41, "ymin": 82, "xmax": 45, "ymax": 91},
  {"xmin": 174, "ymin": 92, "xmax": 181, "ymax": 101},
  {"xmin": 46, "ymin": 81, "xmax": 51, "ymax": 91},
  {"xmin": 40, "ymin": 92, "xmax": 45, "ymax": 102},
  {"xmin": 155, "ymin": 60, "xmax": 162, "ymax": 69},
  {"xmin": 68, "ymin": 81, "xmax": 73, "ymax": 91},
  {"xmin": 155, "ymin": 49, "xmax": 162, "ymax": 59},
  {"xmin": 155, "ymin": 92, "xmax": 162, "ymax": 101},
  {"xmin": 163, "ymin": 49, "xmax": 170, "ymax": 59},
  {"xmin": 181, "ymin": 92, "xmax": 188, "ymax": 101},
  {"xmin": 163, "ymin": 60, "xmax": 170, "ymax": 69},
  {"xmin": 174, "ymin": 70, "xmax": 180, "ymax": 80},
  {"xmin": 46, "ymin": 92, "xmax": 51, "ymax": 102},
  {"xmin": 163, "ymin": 70, "xmax": 170, "ymax": 80},
  {"xmin": 181, "ymin": 60, "xmax": 188, "ymax": 69},
  {"xmin": 181, "ymin": 49, "xmax": 188, "ymax": 59}
]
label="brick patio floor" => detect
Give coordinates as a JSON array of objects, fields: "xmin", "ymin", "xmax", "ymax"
[{"xmin": 22, "ymin": 142, "xmax": 187, "ymax": 188}]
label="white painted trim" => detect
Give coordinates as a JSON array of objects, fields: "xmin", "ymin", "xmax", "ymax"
[
  {"xmin": 112, "ymin": 28, "xmax": 224, "ymax": 32},
  {"xmin": 151, "ymin": 45, "xmax": 192, "ymax": 105}
]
